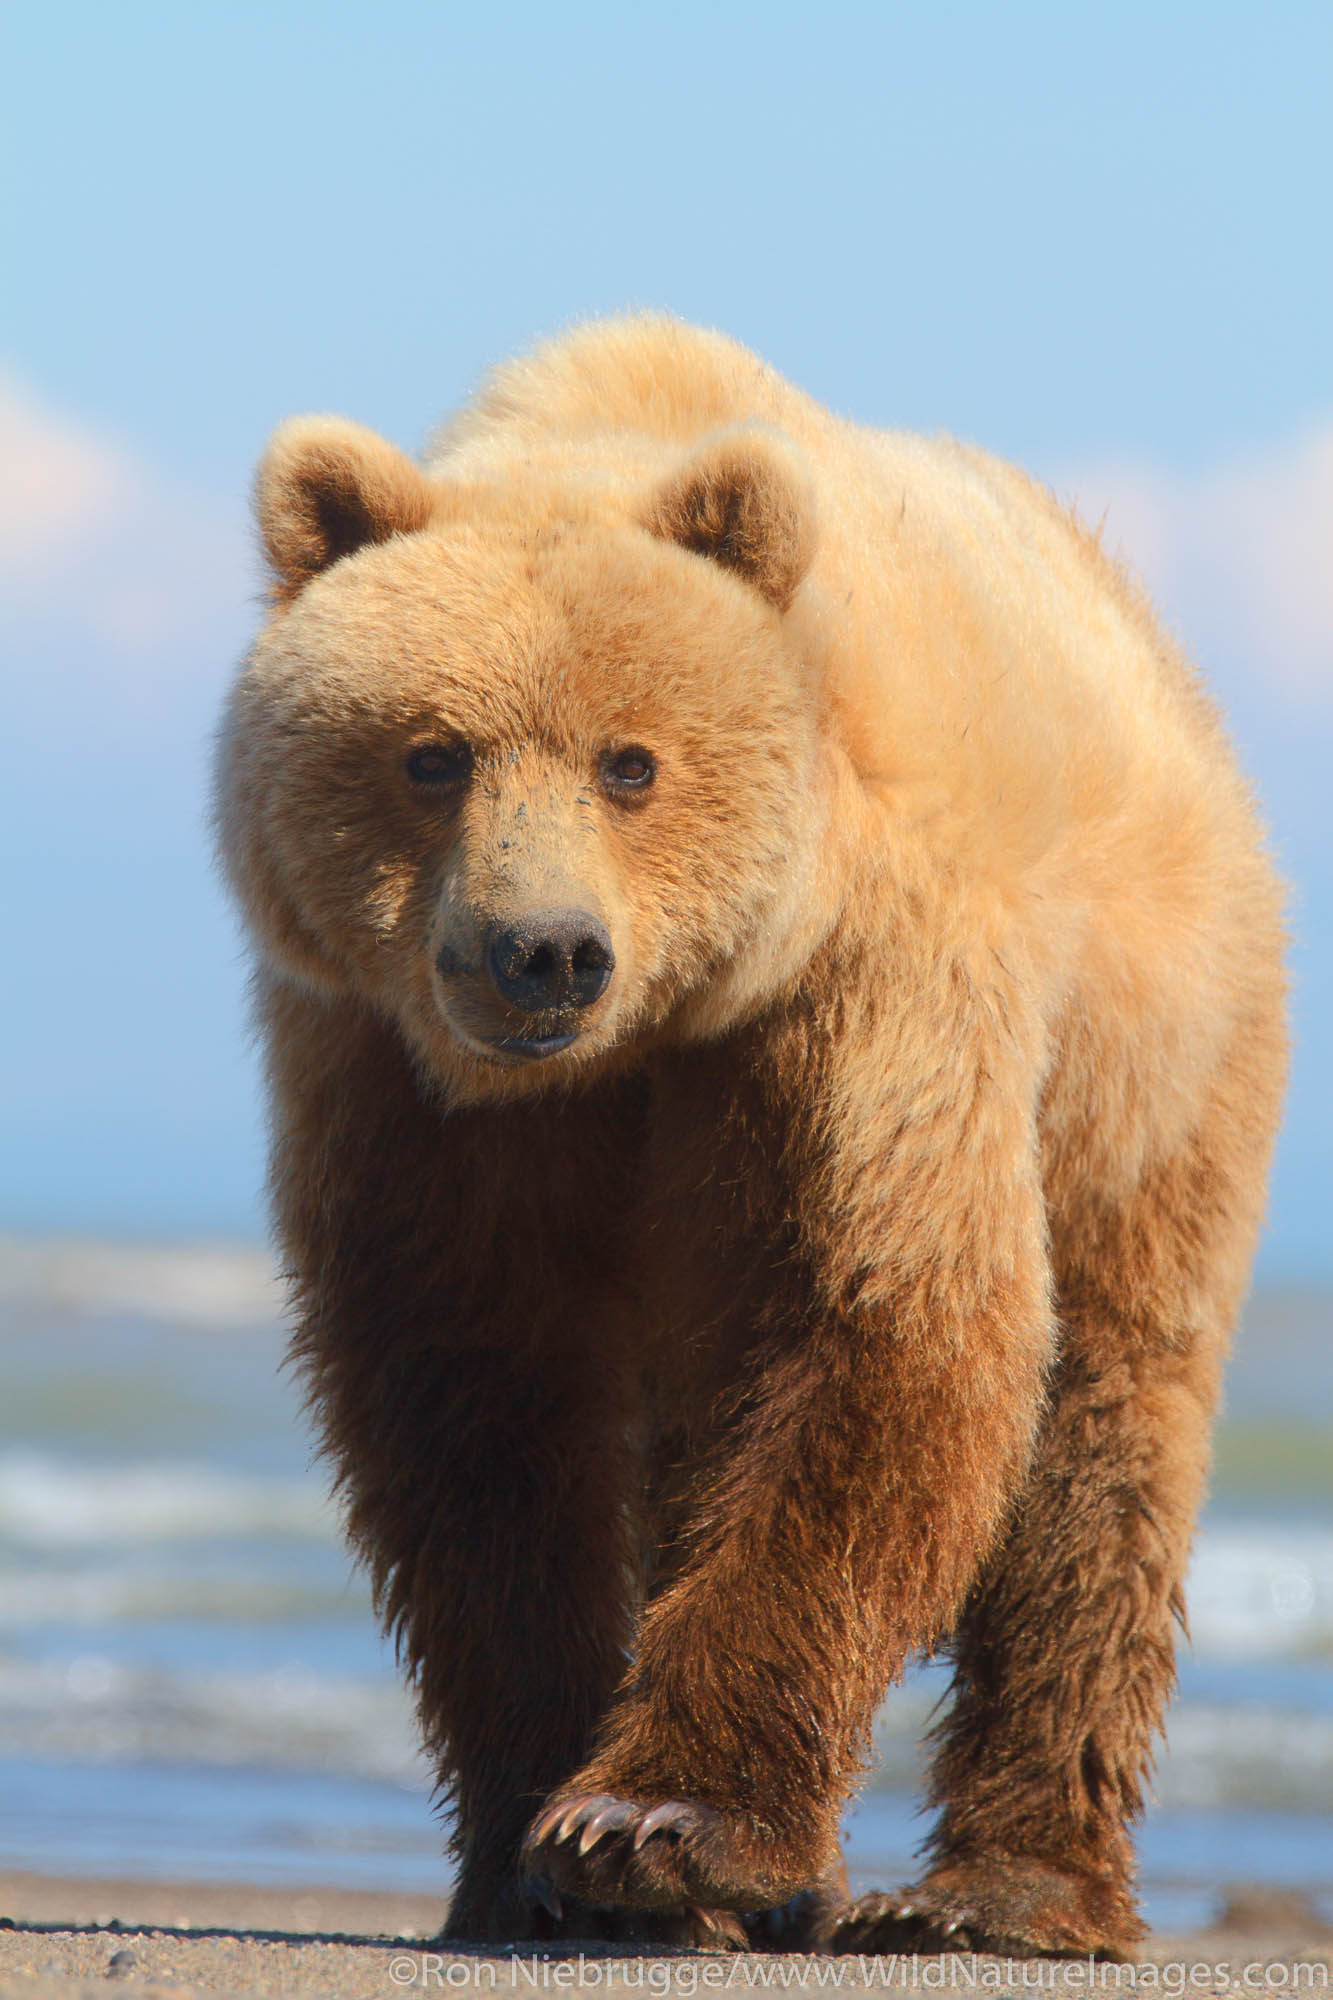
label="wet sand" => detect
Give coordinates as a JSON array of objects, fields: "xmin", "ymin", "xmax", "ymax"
[{"xmin": 0, "ymin": 1873, "xmax": 1330, "ymax": 1998}]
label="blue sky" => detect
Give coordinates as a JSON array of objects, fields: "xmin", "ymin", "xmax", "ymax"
[{"xmin": 2, "ymin": 2, "xmax": 1329, "ymax": 1276}]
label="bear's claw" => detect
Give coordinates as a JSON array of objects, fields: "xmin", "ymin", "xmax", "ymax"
[
  {"xmin": 531, "ymin": 1793, "xmax": 635, "ymax": 1850},
  {"xmin": 577, "ymin": 1798, "xmax": 638, "ymax": 1853},
  {"xmin": 530, "ymin": 1792, "xmax": 707, "ymax": 1858},
  {"xmin": 633, "ymin": 1801, "xmax": 707, "ymax": 1848},
  {"xmin": 524, "ymin": 1790, "xmax": 737, "ymax": 1911}
]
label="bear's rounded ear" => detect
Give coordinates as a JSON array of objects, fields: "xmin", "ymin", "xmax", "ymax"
[
  {"xmin": 644, "ymin": 426, "xmax": 817, "ymax": 611},
  {"xmin": 255, "ymin": 417, "xmax": 437, "ymax": 603}
]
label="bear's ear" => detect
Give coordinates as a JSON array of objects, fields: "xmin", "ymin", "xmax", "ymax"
[
  {"xmin": 255, "ymin": 417, "xmax": 437, "ymax": 604},
  {"xmin": 644, "ymin": 426, "xmax": 817, "ymax": 611}
]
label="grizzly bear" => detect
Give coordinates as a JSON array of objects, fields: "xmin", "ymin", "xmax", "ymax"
[{"xmin": 216, "ymin": 316, "xmax": 1287, "ymax": 1958}]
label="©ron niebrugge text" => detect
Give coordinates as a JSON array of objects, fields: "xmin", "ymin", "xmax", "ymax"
[{"xmin": 386, "ymin": 1952, "xmax": 1330, "ymax": 1992}]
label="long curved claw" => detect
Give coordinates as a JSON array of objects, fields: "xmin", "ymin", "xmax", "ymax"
[
  {"xmin": 578, "ymin": 1797, "xmax": 638, "ymax": 1854},
  {"xmin": 632, "ymin": 1799, "xmax": 700, "ymax": 1851},
  {"xmin": 529, "ymin": 1791, "xmax": 637, "ymax": 1850},
  {"xmin": 554, "ymin": 1794, "xmax": 611, "ymax": 1845},
  {"xmin": 528, "ymin": 1801, "xmax": 573, "ymax": 1847}
]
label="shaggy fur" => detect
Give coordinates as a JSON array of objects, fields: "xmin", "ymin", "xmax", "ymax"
[{"xmin": 216, "ymin": 316, "xmax": 1287, "ymax": 1957}]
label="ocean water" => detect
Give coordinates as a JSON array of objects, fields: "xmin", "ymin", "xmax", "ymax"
[{"xmin": 0, "ymin": 1238, "xmax": 1329, "ymax": 1932}]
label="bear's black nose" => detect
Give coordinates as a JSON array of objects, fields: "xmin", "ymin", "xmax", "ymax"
[{"xmin": 486, "ymin": 910, "xmax": 614, "ymax": 1014}]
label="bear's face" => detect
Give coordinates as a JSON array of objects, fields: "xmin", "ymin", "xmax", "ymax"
[{"xmin": 219, "ymin": 420, "xmax": 829, "ymax": 1102}]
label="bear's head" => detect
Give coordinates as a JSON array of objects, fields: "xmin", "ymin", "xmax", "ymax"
[{"xmin": 217, "ymin": 417, "xmax": 832, "ymax": 1102}]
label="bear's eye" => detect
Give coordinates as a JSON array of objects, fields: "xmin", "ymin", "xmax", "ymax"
[
  {"xmin": 601, "ymin": 746, "xmax": 657, "ymax": 798},
  {"xmin": 407, "ymin": 739, "xmax": 473, "ymax": 789}
]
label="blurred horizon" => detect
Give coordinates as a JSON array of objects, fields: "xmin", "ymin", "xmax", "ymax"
[{"xmin": 2, "ymin": 1, "xmax": 1329, "ymax": 1277}]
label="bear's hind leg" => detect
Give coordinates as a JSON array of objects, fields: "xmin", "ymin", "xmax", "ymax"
[
  {"xmin": 835, "ymin": 1315, "xmax": 1202, "ymax": 1959},
  {"xmin": 836, "ymin": 1034, "xmax": 1285, "ymax": 1960}
]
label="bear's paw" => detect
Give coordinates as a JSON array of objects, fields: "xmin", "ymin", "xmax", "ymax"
[
  {"xmin": 828, "ymin": 1856, "xmax": 1145, "ymax": 1962},
  {"xmin": 524, "ymin": 1790, "xmax": 805, "ymax": 1915}
]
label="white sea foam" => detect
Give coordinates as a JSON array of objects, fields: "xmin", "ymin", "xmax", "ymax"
[
  {"xmin": 0, "ymin": 1558, "xmax": 362, "ymax": 1627},
  {"xmin": 1187, "ymin": 1523, "xmax": 1333, "ymax": 1661},
  {"xmin": 0, "ymin": 1653, "xmax": 425, "ymax": 1786},
  {"xmin": 0, "ymin": 1235, "xmax": 281, "ymax": 1330},
  {"xmin": 0, "ymin": 1449, "xmax": 335, "ymax": 1549}
]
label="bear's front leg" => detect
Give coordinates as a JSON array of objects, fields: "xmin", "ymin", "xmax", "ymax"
[
  {"xmin": 524, "ymin": 924, "xmax": 1056, "ymax": 1915},
  {"xmin": 261, "ymin": 980, "xmax": 653, "ymax": 1941},
  {"xmin": 523, "ymin": 1292, "xmax": 1049, "ymax": 1913}
]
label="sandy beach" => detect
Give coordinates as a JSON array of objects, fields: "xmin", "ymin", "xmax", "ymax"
[{"xmin": 0, "ymin": 1873, "xmax": 1330, "ymax": 1999}]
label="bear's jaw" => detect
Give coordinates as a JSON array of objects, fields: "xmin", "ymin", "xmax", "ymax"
[
  {"xmin": 482, "ymin": 1026, "xmax": 581, "ymax": 1063},
  {"xmin": 429, "ymin": 995, "xmax": 605, "ymax": 1077}
]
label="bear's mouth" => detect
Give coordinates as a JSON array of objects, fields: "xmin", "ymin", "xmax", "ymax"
[{"xmin": 486, "ymin": 1029, "xmax": 581, "ymax": 1062}]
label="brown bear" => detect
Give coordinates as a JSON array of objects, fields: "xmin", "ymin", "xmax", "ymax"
[{"xmin": 216, "ymin": 315, "xmax": 1287, "ymax": 1958}]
